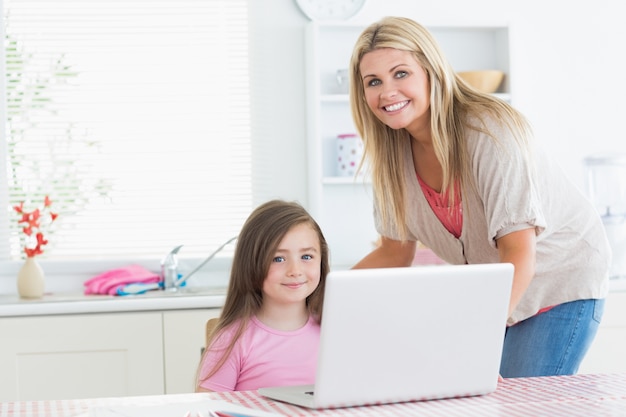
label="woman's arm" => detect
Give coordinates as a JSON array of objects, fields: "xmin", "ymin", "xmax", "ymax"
[
  {"xmin": 353, "ymin": 236, "xmax": 417, "ymax": 269},
  {"xmin": 496, "ymin": 228, "xmax": 536, "ymax": 316}
]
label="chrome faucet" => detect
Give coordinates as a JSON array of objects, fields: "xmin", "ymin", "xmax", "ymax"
[{"xmin": 160, "ymin": 236, "xmax": 237, "ymax": 291}]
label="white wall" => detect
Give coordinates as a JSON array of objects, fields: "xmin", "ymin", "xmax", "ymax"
[{"xmin": 249, "ymin": 0, "xmax": 626, "ymax": 204}]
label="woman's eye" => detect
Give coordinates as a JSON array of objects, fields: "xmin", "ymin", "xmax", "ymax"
[
  {"xmin": 272, "ymin": 256, "xmax": 285, "ymax": 263},
  {"xmin": 367, "ymin": 78, "xmax": 381, "ymax": 87},
  {"xmin": 395, "ymin": 70, "xmax": 408, "ymax": 79}
]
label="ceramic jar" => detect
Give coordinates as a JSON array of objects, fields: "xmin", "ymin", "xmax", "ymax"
[
  {"xmin": 17, "ymin": 257, "xmax": 45, "ymax": 299},
  {"xmin": 336, "ymin": 133, "xmax": 364, "ymax": 177}
]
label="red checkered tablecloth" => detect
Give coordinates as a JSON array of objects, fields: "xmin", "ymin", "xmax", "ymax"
[{"xmin": 2, "ymin": 373, "xmax": 626, "ymax": 417}]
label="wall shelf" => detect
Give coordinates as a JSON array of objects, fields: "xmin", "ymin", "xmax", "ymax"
[{"xmin": 322, "ymin": 176, "xmax": 370, "ymax": 185}]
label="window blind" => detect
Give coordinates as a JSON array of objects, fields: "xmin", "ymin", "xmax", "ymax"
[{"xmin": 0, "ymin": 0, "xmax": 251, "ymax": 261}]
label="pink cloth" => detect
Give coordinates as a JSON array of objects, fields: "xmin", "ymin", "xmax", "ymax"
[{"xmin": 83, "ymin": 264, "xmax": 161, "ymax": 295}]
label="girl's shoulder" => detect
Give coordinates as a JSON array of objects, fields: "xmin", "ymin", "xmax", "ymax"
[{"xmin": 209, "ymin": 318, "xmax": 249, "ymax": 349}]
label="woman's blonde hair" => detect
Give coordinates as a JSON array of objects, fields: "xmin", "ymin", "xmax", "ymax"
[
  {"xmin": 349, "ymin": 16, "xmax": 532, "ymax": 240},
  {"xmin": 196, "ymin": 199, "xmax": 330, "ymax": 386}
]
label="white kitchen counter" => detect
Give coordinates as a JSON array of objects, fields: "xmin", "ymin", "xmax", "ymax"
[
  {"xmin": 2, "ymin": 277, "xmax": 624, "ymax": 319},
  {"xmin": 0, "ymin": 287, "xmax": 226, "ymax": 317}
]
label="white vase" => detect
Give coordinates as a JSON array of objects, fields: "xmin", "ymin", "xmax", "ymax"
[{"xmin": 17, "ymin": 257, "xmax": 45, "ymax": 299}]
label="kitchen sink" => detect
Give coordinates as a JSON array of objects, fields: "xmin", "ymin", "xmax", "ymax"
[{"xmin": 129, "ymin": 286, "xmax": 228, "ymax": 298}]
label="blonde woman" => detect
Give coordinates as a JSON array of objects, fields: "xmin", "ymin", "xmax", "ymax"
[
  {"xmin": 196, "ymin": 200, "xmax": 329, "ymax": 391},
  {"xmin": 349, "ymin": 16, "xmax": 610, "ymax": 378}
]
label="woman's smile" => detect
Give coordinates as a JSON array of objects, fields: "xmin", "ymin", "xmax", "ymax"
[{"xmin": 384, "ymin": 100, "xmax": 410, "ymax": 112}]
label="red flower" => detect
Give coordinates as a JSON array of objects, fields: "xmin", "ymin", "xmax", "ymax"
[
  {"xmin": 13, "ymin": 202, "xmax": 24, "ymax": 214},
  {"xmin": 13, "ymin": 195, "xmax": 58, "ymax": 258},
  {"xmin": 24, "ymin": 247, "xmax": 43, "ymax": 257},
  {"xmin": 36, "ymin": 232, "xmax": 48, "ymax": 246}
]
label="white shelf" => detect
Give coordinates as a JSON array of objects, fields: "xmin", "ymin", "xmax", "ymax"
[{"xmin": 322, "ymin": 176, "xmax": 370, "ymax": 185}]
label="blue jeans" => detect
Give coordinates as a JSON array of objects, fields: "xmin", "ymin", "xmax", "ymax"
[{"xmin": 500, "ymin": 298, "xmax": 605, "ymax": 378}]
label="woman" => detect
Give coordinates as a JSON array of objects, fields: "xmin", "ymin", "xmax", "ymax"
[{"xmin": 349, "ymin": 16, "xmax": 610, "ymax": 377}]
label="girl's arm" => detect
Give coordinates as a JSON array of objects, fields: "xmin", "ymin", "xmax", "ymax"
[
  {"xmin": 353, "ymin": 236, "xmax": 416, "ymax": 269},
  {"xmin": 496, "ymin": 228, "xmax": 536, "ymax": 316}
]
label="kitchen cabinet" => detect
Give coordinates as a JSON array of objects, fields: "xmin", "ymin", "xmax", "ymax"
[
  {"xmin": 163, "ymin": 308, "xmax": 221, "ymax": 394},
  {"xmin": 0, "ymin": 312, "xmax": 163, "ymax": 401},
  {"xmin": 0, "ymin": 308, "xmax": 220, "ymax": 401},
  {"xmin": 304, "ymin": 22, "xmax": 511, "ymax": 266},
  {"xmin": 578, "ymin": 290, "xmax": 626, "ymax": 374}
]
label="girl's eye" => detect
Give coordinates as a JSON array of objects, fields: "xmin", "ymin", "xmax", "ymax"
[
  {"xmin": 272, "ymin": 256, "xmax": 285, "ymax": 263},
  {"xmin": 366, "ymin": 78, "xmax": 381, "ymax": 87},
  {"xmin": 302, "ymin": 254, "xmax": 313, "ymax": 261},
  {"xmin": 394, "ymin": 70, "xmax": 408, "ymax": 79}
]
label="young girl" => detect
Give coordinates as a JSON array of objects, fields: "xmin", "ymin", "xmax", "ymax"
[{"xmin": 195, "ymin": 200, "xmax": 330, "ymax": 392}]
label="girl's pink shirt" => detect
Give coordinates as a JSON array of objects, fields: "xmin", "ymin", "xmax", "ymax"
[{"xmin": 198, "ymin": 315, "xmax": 320, "ymax": 392}]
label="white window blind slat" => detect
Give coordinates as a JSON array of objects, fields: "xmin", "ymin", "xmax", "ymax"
[{"xmin": 1, "ymin": 0, "xmax": 251, "ymax": 261}]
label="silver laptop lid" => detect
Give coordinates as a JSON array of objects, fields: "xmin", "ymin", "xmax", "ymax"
[{"xmin": 312, "ymin": 263, "xmax": 513, "ymax": 408}]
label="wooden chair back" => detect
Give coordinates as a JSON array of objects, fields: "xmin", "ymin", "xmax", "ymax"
[{"xmin": 205, "ymin": 317, "xmax": 219, "ymax": 347}]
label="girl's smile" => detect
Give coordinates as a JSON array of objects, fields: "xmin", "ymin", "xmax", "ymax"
[{"xmin": 283, "ymin": 282, "xmax": 306, "ymax": 289}]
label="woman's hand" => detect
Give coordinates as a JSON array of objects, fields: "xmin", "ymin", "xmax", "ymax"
[{"xmin": 353, "ymin": 236, "xmax": 416, "ymax": 269}]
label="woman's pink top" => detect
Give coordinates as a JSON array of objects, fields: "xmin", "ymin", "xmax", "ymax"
[{"xmin": 417, "ymin": 175, "xmax": 463, "ymax": 238}]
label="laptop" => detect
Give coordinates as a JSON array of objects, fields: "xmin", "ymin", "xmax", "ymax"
[{"xmin": 258, "ymin": 263, "xmax": 513, "ymax": 409}]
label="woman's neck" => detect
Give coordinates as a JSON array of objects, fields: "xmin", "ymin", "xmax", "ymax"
[{"xmin": 412, "ymin": 137, "xmax": 443, "ymax": 192}]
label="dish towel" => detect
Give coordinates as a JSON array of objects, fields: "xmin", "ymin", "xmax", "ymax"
[{"xmin": 84, "ymin": 264, "xmax": 161, "ymax": 295}]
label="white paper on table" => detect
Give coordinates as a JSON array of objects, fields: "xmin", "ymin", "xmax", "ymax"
[{"xmin": 88, "ymin": 399, "xmax": 285, "ymax": 417}]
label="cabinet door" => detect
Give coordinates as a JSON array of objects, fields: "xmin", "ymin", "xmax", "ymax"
[
  {"xmin": 162, "ymin": 308, "xmax": 221, "ymax": 394},
  {"xmin": 578, "ymin": 291, "xmax": 626, "ymax": 374},
  {"xmin": 0, "ymin": 312, "xmax": 164, "ymax": 401}
]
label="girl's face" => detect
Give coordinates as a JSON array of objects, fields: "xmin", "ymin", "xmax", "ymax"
[
  {"xmin": 262, "ymin": 223, "xmax": 322, "ymax": 308},
  {"xmin": 359, "ymin": 48, "xmax": 431, "ymax": 136}
]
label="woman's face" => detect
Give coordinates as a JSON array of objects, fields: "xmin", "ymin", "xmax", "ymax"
[{"xmin": 359, "ymin": 48, "xmax": 431, "ymax": 136}]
